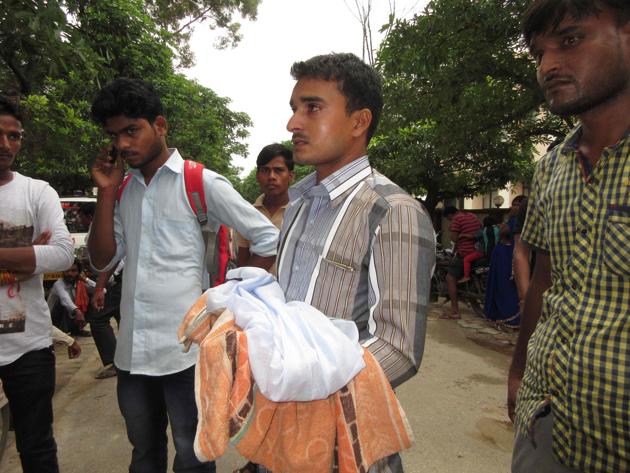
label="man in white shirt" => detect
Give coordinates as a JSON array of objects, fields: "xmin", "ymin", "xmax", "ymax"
[
  {"xmin": 0, "ymin": 95, "xmax": 74, "ymax": 473},
  {"xmin": 88, "ymin": 78, "xmax": 278, "ymax": 473},
  {"xmin": 47, "ymin": 259, "xmax": 94, "ymax": 336}
]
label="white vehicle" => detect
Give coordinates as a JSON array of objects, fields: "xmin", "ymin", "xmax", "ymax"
[
  {"xmin": 60, "ymin": 196, "xmax": 96, "ymax": 254},
  {"xmin": 44, "ymin": 196, "xmax": 96, "ymax": 284}
]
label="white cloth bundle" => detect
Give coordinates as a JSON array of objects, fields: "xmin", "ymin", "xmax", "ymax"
[{"xmin": 203, "ymin": 267, "xmax": 365, "ymax": 402}]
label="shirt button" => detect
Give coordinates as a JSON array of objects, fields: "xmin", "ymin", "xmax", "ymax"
[{"xmin": 580, "ymin": 228, "xmax": 588, "ymax": 235}]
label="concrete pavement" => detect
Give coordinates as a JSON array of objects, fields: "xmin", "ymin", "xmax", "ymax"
[{"xmin": 0, "ymin": 303, "xmax": 516, "ymax": 472}]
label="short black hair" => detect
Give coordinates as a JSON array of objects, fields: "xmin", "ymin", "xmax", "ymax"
[
  {"xmin": 512, "ymin": 195, "xmax": 527, "ymax": 206},
  {"xmin": 70, "ymin": 258, "xmax": 83, "ymax": 273},
  {"xmin": 443, "ymin": 206, "xmax": 458, "ymax": 218},
  {"xmin": 256, "ymin": 143, "xmax": 294, "ymax": 171},
  {"xmin": 91, "ymin": 78, "xmax": 164, "ymax": 126},
  {"xmin": 0, "ymin": 95, "xmax": 22, "ymax": 122},
  {"xmin": 523, "ymin": 0, "xmax": 630, "ymax": 46},
  {"xmin": 290, "ymin": 53, "xmax": 383, "ymax": 142},
  {"xmin": 483, "ymin": 216, "xmax": 497, "ymax": 227}
]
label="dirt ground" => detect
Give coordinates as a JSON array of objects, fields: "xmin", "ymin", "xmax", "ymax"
[{"xmin": 0, "ymin": 302, "xmax": 517, "ymax": 473}]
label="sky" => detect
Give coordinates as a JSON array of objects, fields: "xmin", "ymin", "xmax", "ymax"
[{"xmin": 185, "ymin": 0, "xmax": 427, "ymax": 176}]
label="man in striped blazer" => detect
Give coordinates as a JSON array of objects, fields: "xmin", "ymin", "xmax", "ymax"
[{"xmin": 277, "ymin": 52, "xmax": 436, "ymax": 473}]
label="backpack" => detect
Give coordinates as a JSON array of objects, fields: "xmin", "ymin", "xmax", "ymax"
[{"xmin": 117, "ymin": 160, "xmax": 232, "ymax": 288}]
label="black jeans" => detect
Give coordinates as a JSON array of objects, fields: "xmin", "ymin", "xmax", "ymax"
[
  {"xmin": 86, "ymin": 282, "xmax": 121, "ymax": 367},
  {"xmin": 0, "ymin": 346, "xmax": 58, "ymax": 473},
  {"xmin": 116, "ymin": 365, "xmax": 215, "ymax": 473}
]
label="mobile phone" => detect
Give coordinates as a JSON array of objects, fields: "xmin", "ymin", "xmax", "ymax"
[{"xmin": 109, "ymin": 146, "xmax": 118, "ymax": 162}]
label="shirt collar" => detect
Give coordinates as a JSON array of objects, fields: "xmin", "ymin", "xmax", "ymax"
[
  {"xmin": 254, "ymin": 193, "xmax": 266, "ymax": 208},
  {"xmin": 254, "ymin": 193, "xmax": 289, "ymax": 211},
  {"xmin": 558, "ymin": 124, "xmax": 630, "ymax": 156},
  {"xmin": 127, "ymin": 148, "xmax": 183, "ymax": 180},
  {"xmin": 289, "ymin": 156, "xmax": 372, "ymax": 207}
]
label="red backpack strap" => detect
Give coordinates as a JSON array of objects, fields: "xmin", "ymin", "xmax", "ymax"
[
  {"xmin": 183, "ymin": 160, "xmax": 208, "ymax": 225},
  {"xmin": 182, "ymin": 160, "xmax": 231, "ymax": 286},
  {"xmin": 116, "ymin": 174, "xmax": 133, "ymax": 203}
]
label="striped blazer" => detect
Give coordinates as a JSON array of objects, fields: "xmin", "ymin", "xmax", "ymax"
[{"xmin": 277, "ymin": 156, "xmax": 436, "ymax": 388}]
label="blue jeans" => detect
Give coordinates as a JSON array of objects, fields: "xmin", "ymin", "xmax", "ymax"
[
  {"xmin": 116, "ymin": 365, "xmax": 215, "ymax": 473},
  {"xmin": 0, "ymin": 346, "xmax": 59, "ymax": 473}
]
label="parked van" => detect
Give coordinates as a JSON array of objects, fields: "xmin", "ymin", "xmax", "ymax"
[{"xmin": 44, "ymin": 196, "xmax": 96, "ymax": 284}]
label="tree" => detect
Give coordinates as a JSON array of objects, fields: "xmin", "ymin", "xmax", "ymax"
[
  {"xmin": 0, "ymin": 0, "xmax": 261, "ymax": 94},
  {"xmin": 373, "ymin": 0, "xmax": 569, "ymax": 214},
  {"xmin": 0, "ymin": 0, "xmax": 256, "ymax": 191}
]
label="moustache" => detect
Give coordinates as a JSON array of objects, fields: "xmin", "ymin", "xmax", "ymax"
[{"xmin": 542, "ymin": 73, "xmax": 574, "ymax": 88}]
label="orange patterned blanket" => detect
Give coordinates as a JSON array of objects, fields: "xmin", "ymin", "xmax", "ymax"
[{"xmin": 178, "ymin": 296, "xmax": 413, "ymax": 473}]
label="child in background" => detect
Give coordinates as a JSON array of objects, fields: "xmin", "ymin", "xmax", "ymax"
[{"xmin": 459, "ymin": 216, "xmax": 499, "ymax": 283}]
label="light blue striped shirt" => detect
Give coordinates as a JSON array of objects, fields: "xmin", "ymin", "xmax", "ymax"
[{"xmin": 94, "ymin": 149, "xmax": 279, "ymax": 376}]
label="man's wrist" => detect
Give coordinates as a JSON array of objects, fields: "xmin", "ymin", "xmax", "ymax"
[{"xmin": 96, "ymin": 187, "xmax": 119, "ymax": 199}]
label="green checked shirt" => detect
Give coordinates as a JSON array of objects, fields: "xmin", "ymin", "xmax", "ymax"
[{"xmin": 517, "ymin": 125, "xmax": 630, "ymax": 472}]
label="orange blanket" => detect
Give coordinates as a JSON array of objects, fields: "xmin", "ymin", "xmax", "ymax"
[
  {"xmin": 179, "ymin": 296, "xmax": 413, "ymax": 473},
  {"xmin": 75, "ymin": 280, "xmax": 89, "ymax": 313}
]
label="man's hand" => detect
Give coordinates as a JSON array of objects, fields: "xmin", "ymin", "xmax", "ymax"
[
  {"xmin": 91, "ymin": 148, "xmax": 125, "ymax": 191},
  {"xmin": 92, "ymin": 288, "xmax": 106, "ymax": 311},
  {"xmin": 32, "ymin": 230, "xmax": 51, "ymax": 246},
  {"xmin": 9, "ymin": 231, "xmax": 54, "ymax": 283},
  {"xmin": 74, "ymin": 309, "xmax": 86, "ymax": 329},
  {"xmin": 67, "ymin": 340, "xmax": 81, "ymax": 359},
  {"xmin": 507, "ymin": 366, "xmax": 523, "ymax": 423},
  {"xmin": 507, "ymin": 253, "xmax": 551, "ymax": 423}
]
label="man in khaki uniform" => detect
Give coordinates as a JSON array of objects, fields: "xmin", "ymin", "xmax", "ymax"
[{"xmin": 236, "ymin": 143, "xmax": 294, "ymax": 274}]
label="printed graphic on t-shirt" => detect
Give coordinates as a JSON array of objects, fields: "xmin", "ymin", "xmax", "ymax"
[{"xmin": 0, "ymin": 219, "xmax": 32, "ymax": 334}]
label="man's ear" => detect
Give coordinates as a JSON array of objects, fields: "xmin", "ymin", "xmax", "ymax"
[
  {"xmin": 154, "ymin": 115, "xmax": 168, "ymax": 136},
  {"xmin": 351, "ymin": 108, "xmax": 372, "ymax": 138}
]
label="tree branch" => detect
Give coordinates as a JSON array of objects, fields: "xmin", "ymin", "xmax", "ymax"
[
  {"xmin": 174, "ymin": 6, "xmax": 215, "ymax": 35},
  {"xmin": 2, "ymin": 55, "xmax": 31, "ymax": 95}
]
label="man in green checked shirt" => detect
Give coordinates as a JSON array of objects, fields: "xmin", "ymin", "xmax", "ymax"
[{"xmin": 508, "ymin": 1, "xmax": 630, "ymax": 472}]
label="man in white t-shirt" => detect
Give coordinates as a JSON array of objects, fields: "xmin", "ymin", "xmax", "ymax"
[{"xmin": 0, "ymin": 96, "xmax": 74, "ymax": 473}]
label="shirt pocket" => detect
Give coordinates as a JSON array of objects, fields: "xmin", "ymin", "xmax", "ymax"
[
  {"xmin": 603, "ymin": 206, "xmax": 630, "ymax": 276},
  {"xmin": 150, "ymin": 211, "xmax": 200, "ymax": 281},
  {"xmin": 311, "ymin": 257, "xmax": 361, "ymax": 319}
]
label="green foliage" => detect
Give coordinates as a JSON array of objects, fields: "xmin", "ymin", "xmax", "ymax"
[
  {"xmin": 0, "ymin": 0, "xmax": 258, "ymax": 192},
  {"xmin": 157, "ymin": 73, "xmax": 251, "ymax": 182},
  {"xmin": 147, "ymin": 0, "xmax": 259, "ymax": 64},
  {"xmin": 237, "ymin": 168, "xmax": 260, "ymax": 203},
  {"xmin": 18, "ymin": 77, "xmax": 102, "ymax": 195},
  {"xmin": 375, "ymin": 0, "xmax": 569, "ymax": 213}
]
